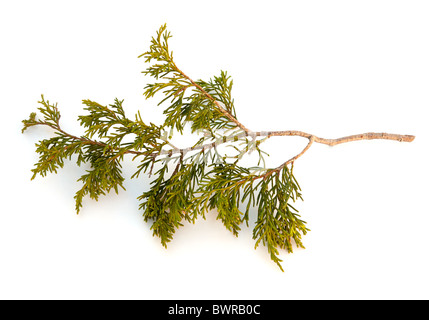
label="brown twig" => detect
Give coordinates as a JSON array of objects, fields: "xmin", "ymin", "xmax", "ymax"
[{"xmin": 266, "ymin": 130, "xmax": 415, "ymax": 145}]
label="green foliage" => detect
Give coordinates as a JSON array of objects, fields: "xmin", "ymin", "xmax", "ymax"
[
  {"xmin": 24, "ymin": 96, "xmax": 85, "ymax": 180},
  {"xmin": 138, "ymin": 161, "xmax": 206, "ymax": 247},
  {"xmin": 139, "ymin": 24, "xmax": 237, "ymax": 135},
  {"xmin": 22, "ymin": 24, "xmax": 309, "ymax": 271},
  {"xmin": 195, "ymin": 164, "xmax": 255, "ymax": 236},
  {"xmin": 30, "ymin": 135, "xmax": 84, "ymax": 179},
  {"xmin": 253, "ymin": 166, "xmax": 309, "ymax": 272},
  {"xmin": 74, "ymin": 147, "xmax": 126, "ymax": 214}
]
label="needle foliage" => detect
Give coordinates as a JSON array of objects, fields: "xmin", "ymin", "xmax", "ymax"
[{"xmin": 22, "ymin": 24, "xmax": 310, "ymax": 271}]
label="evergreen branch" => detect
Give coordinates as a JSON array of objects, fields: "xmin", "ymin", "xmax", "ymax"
[
  {"xmin": 22, "ymin": 24, "xmax": 416, "ymax": 271},
  {"xmin": 171, "ymin": 65, "xmax": 249, "ymax": 132}
]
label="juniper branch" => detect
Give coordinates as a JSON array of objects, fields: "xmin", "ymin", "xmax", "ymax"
[{"xmin": 22, "ymin": 24, "xmax": 415, "ymax": 271}]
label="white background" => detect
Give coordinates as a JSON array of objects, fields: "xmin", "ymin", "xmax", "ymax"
[{"xmin": 1, "ymin": 0, "xmax": 428, "ymax": 299}]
